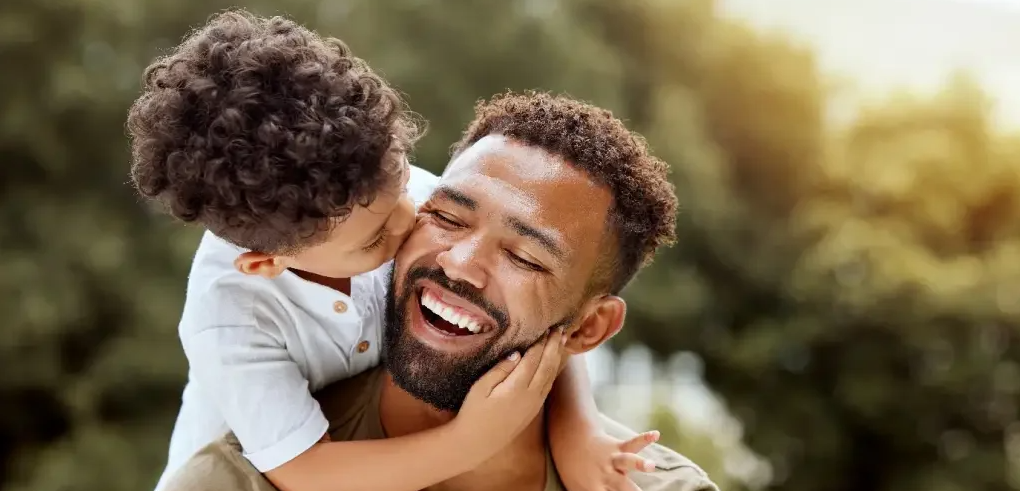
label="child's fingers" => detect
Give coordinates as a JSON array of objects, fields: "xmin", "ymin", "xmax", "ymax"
[
  {"xmin": 529, "ymin": 327, "xmax": 565, "ymax": 394},
  {"xmin": 618, "ymin": 430, "xmax": 660, "ymax": 454},
  {"xmin": 611, "ymin": 452, "xmax": 657, "ymax": 473},
  {"xmin": 471, "ymin": 351, "xmax": 521, "ymax": 395},
  {"xmin": 495, "ymin": 334, "xmax": 548, "ymax": 392}
]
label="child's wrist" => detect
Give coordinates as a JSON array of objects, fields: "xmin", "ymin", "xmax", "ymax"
[
  {"xmin": 549, "ymin": 406, "xmax": 599, "ymax": 435},
  {"xmin": 445, "ymin": 417, "xmax": 502, "ymax": 462},
  {"xmin": 550, "ymin": 419, "xmax": 599, "ymax": 454}
]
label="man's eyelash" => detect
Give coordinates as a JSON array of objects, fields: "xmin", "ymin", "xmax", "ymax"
[
  {"xmin": 427, "ymin": 210, "xmax": 545, "ymax": 272},
  {"xmin": 428, "ymin": 210, "xmax": 460, "ymax": 226},
  {"xmin": 507, "ymin": 252, "xmax": 545, "ymax": 272}
]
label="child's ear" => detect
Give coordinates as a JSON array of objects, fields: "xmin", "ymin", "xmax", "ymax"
[
  {"xmin": 564, "ymin": 295, "xmax": 626, "ymax": 354},
  {"xmin": 234, "ymin": 252, "xmax": 292, "ymax": 279}
]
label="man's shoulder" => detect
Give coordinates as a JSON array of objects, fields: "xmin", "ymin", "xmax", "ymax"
[
  {"xmin": 627, "ymin": 445, "xmax": 719, "ymax": 491},
  {"xmin": 315, "ymin": 366, "xmax": 387, "ymax": 438},
  {"xmin": 161, "ymin": 437, "xmax": 274, "ymax": 491},
  {"xmin": 599, "ymin": 415, "xmax": 719, "ymax": 491}
]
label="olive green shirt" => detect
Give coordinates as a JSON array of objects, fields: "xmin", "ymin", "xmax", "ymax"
[{"xmin": 162, "ymin": 368, "xmax": 718, "ymax": 491}]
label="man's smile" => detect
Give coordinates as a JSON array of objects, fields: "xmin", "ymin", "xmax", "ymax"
[
  {"xmin": 418, "ymin": 286, "xmax": 495, "ymax": 335},
  {"xmin": 415, "ymin": 283, "xmax": 496, "ymax": 336}
]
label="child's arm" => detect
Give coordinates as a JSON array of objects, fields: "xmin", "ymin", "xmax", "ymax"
[
  {"xmin": 548, "ymin": 355, "xmax": 661, "ymax": 491},
  {"xmin": 265, "ymin": 329, "xmax": 566, "ymax": 491},
  {"xmin": 264, "ymin": 425, "xmax": 478, "ymax": 491},
  {"xmin": 186, "ymin": 324, "xmax": 564, "ymax": 491}
]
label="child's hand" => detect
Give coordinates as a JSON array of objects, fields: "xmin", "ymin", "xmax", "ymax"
[
  {"xmin": 557, "ymin": 430, "xmax": 661, "ymax": 491},
  {"xmin": 453, "ymin": 328, "xmax": 566, "ymax": 456}
]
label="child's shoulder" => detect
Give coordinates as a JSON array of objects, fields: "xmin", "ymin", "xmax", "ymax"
[
  {"xmin": 186, "ymin": 231, "xmax": 273, "ymax": 296},
  {"xmin": 178, "ymin": 231, "xmax": 292, "ymax": 336}
]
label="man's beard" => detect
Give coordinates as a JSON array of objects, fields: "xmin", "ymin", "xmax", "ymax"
[{"xmin": 382, "ymin": 265, "xmax": 571, "ymax": 412}]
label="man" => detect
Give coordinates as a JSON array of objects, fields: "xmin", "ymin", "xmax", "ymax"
[{"xmin": 163, "ymin": 91, "xmax": 718, "ymax": 491}]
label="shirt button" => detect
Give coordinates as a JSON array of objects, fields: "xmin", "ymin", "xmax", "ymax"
[
  {"xmin": 357, "ymin": 340, "xmax": 370, "ymax": 353},
  {"xmin": 333, "ymin": 301, "xmax": 348, "ymax": 314}
]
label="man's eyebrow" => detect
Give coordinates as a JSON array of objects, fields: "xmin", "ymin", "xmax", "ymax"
[
  {"xmin": 433, "ymin": 186, "xmax": 477, "ymax": 210},
  {"xmin": 505, "ymin": 216, "xmax": 565, "ymax": 260}
]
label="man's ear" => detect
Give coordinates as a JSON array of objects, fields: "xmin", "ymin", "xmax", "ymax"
[
  {"xmin": 234, "ymin": 252, "xmax": 293, "ymax": 279},
  {"xmin": 565, "ymin": 295, "xmax": 626, "ymax": 354}
]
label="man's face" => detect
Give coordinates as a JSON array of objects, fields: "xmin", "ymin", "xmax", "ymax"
[{"xmin": 383, "ymin": 135, "xmax": 613, "ymax": 412}]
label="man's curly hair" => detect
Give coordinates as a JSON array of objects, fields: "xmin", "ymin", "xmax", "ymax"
[
  {"xmin": 451, "ymin": 91, "xmax": 678, "ymax": 294},
  {"xmin": 127, "ymin": 10, "xmax": 419, "ymax": 253}
]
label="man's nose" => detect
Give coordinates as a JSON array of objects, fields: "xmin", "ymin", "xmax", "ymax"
[{"xmin": 435, "ymin": 238, "xmax": 487, "ymax": 290}]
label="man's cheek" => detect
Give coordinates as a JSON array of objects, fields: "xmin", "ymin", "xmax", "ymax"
[
  {"xmin": 519, "ymin": 284, "xmax": 558, "ymax": 333},
  {"xmin": 395, "ymin": 230, "xmax": 446, "ymax": 276},
  {"xmin": 417, "ymin": 223, "xmax": 461, "ymax": 252}
]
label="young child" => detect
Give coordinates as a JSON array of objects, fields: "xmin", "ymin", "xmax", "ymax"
[{"xmin": 127, "ymin": 10, "xmax": 659, "ymax": 491}]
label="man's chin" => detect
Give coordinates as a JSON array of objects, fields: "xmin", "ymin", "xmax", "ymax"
[
  {"xmin": 385, "ymin": 331, "xmax": 479, "ymax": 412},
  {"xmin": 383, "ymin": 265, "xmax": 517, "ymax": 412}
]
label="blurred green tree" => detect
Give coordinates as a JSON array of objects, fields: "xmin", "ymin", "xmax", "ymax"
[
  {"xmin": 597, "ymin": 2, "xmax": 1020, "ymax": 491},
  {"xmin": 0, "ymin": 0, "xmax": 320, "ymax": 488}
]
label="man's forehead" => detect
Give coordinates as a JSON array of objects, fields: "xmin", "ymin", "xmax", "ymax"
[
  {"xmin": 438, "ymin": 135, "xmax": 612, "ymax": 253},
  {"xmin": 442, "ymin": 135, "xmax": 602, "ymax": 197},
  {"xmin": 446, "ymin": 135, "xmax": 569, "ymax": 179}
]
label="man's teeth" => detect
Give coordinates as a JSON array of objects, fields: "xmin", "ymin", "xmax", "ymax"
[{"xmin": 421, "ymin": 291, "xmax": 485, "ymax": 333}]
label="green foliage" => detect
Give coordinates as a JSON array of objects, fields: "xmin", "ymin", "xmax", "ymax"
[
  {"xmin": 1, "ymin": 0, "xmax": 1018, "ymax": 490},
  {"xmin": 611, "ymin": 3, "xmax": 1020, "ymax": 491},
  {"xmin": 648, "ymin": 404, "xmax": 735, "ymax": 491}
]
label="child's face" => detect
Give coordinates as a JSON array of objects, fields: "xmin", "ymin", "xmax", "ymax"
[
  {"xmin": 287, "ymin": 153, "xmax": 415, "ymax": 278},
  {"xmin": 232, "ymin": 151, "xmax": 417, "ymax": 281}
]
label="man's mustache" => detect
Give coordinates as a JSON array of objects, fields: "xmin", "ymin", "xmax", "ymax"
[{"xmin": 403, "ymin": 265, "xmax": 509, "ymax": 331}]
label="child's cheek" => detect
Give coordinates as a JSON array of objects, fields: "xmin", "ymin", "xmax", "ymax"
[{"xmin": 389, "ymin": 230, "xmax": 412, "ymax": 253}]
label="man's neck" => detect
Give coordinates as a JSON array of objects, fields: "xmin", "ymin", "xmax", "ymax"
[{"xmin": 378, "ymin": 373, "xmax": 549, "ymax": 491}]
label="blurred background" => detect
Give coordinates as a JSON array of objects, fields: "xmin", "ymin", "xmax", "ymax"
[{"xmin": 3, "ymin": 0, "xmax": 1020, "ymax": 490}]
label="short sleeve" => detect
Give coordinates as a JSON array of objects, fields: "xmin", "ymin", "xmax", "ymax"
[{"xmin": 183, "ymin": 325, "xmax": 329, "ymax": 472}]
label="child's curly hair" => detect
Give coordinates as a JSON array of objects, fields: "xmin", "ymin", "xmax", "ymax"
[{"xmin": 127, "ymin": 10, "xmax": 420, "ymax": 253}]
